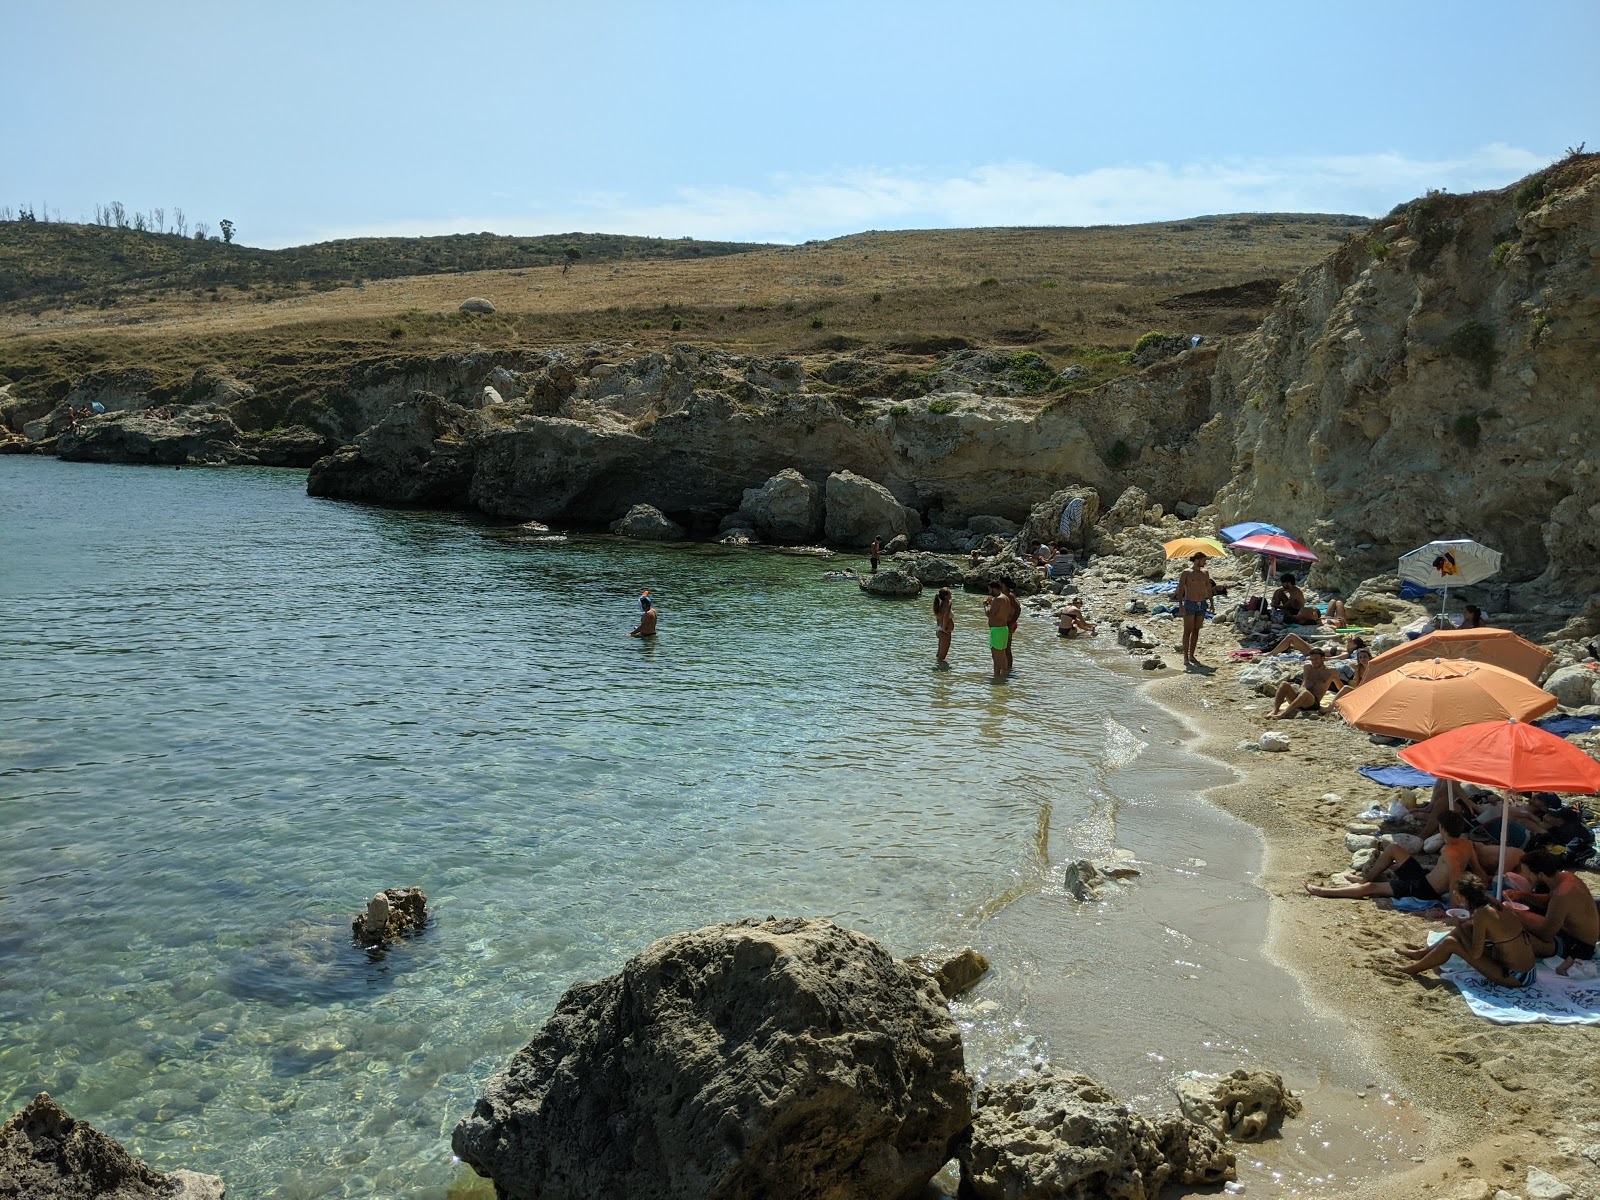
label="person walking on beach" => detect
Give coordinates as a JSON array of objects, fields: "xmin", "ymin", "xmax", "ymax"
[
  {"xmin": 629, "ymin": 591, "xmax": 658, "ymax": 639},
  {"xmin": 984, "ymin": 582, "xmax": 1012, "ymax": 678},
  {"xmin": 932, "ymin": 587, "xmax": 954, "ymax": 668},
  {"xmin": 1175, "ymin": 552, "xmax": 1215, "ymax": 668},
  {"xmin": 1304, "ymin": 810, "xmax": 1474, "ymax": 902},
  {"xmin": 869, "ymin": 537, "xmax": 882, "ymax": 574}
]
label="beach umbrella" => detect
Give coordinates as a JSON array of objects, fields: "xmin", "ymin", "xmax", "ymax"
[
  {"xmin": 1228, "ymin": 532, "xmax": 1319, "ymax": 564},
  {"xmin": 1219, "ymin": 521, "xmax": 1289, "ymax": 544},
  {"xmin": 1398, "ymin": 539, "xmax": 1502, "ymax": 621},
  {"xmin": 1400, "ymin": 718, "xmax": 1600, "ymax": 894},
  {"xmin": 1163, "ymin": 536, "xmax": 1228, "ymax": 560},
  {"xmin": 1365, "ymin": 627, "xmax": 1553, "ymax": 685},
  {"xmin": 1334, "ymin": 658, "xmax": 1558, "ymax": 741}
]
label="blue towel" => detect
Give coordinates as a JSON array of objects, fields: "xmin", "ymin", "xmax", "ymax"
[
  {"xmin": 1359, "ymin": 764, "xmax": 1438, "ymax": 788},
  {"xmin": 1399, "ymin": 581, "xmax": 1443, "ymax": 601},
  {"xmin": 1392, "ymin": 897, "xmax": 1445, "ymax": 913},
  {"xmin": 1137, "ymin": 581, "xmax": 1178, "ymax": 595},
  {"xmin": 1535, "ymin": 714, "xmax": 1600, "ymax": 737}
]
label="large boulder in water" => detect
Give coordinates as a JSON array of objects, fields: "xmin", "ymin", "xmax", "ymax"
[
  {"xmin": 891, "ymin": 551, "xmax": 966, "ymax": 587},
  {"xmin": 740, "ymin": 468, "xmax": 823, "ymax": 542},
  {"xmin": 960, "ymin": 1071, "xmax": 1234, "ymax": 1200},
  {"xmin": 860, "ymin": 564, "xmax": 923, "ymax": 598},
  {"xmin": 0, "ymin": 1092, "xmax": 225, "ymax": 1199},
  {"xmin": 608, "ymin": 503, "xmax": 684, "ymax": 540},
  {"xmin": 451, "ymin": 916, "xmax": 972, "ymax": 1200},
  {"xmin": 824, "ymin": 471, "xmax": 920, "ymax": 547}
]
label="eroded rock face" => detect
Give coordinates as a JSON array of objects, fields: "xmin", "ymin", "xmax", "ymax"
[
  {"xmin": 860, "ymin": 565, "xmax": 924, "ymax": 597},
  {"xmin": 0, "ymin": 1092, "xmax": 225, "ymax": 1199},
  {"xmin": 905, "ymin": 947, "xmax": 990, "ymax": 1000},
  {"xmin": 352, "ymin": 886, "xmax": 428, "ymax": 945},
  {"xmin": 452, "ymin": 916, "xmax": 972, "ymax": 1200},
  {"xmin": 308, "ymin": 391, "xmax": 482, "ymax": 506},
  {"xmin": 891, "ymin": 552, "xmax": 966, "ymax": 586},
  {"xmin": 1544, "ymin": 665, "xmax": 1600, "ymax": 708},
  {"xmin": 1173, "ymin": 1069, "xmax": 1303, "ymax": 1142},
  {"xmin": 960, "ymin": 1071, "xmax": 1234, "ymax": 1200},
  {"xmin": 739, "ymin": 468, "xmax": 823, "ymax": 542}
]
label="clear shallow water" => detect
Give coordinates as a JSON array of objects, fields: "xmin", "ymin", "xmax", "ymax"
[{"xmin": 0, "ymin": 458, "xmax": 1416, "ymax": 1198}]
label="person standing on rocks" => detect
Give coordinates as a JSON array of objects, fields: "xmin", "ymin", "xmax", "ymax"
[
  {"xmin": 984, "ymin": 583, "xmax": 1012, "ymax": 678},
  {"xmin": 629, "ymin": 591, "xmax": 658, "ymax": 639},
  {"xmin": 932, "ymin": 587, "xmax": 954, "ymax": 668},
  {"xmin": 1175, "ymin": 552, "xmax": 1215, "ymax": 668},
  {"xmin": 869, "ymin": 537, "xmax": 882, "ymax": 574}
]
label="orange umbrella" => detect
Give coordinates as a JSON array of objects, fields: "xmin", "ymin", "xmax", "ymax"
[
  {"xmin": 1398, "ymin": 718, "xmax": 1600, "ymax": 794},
  {"xmin": 1335, "ymin": 657, "xmax": 1558, "ymax": 741},
  {"xmin": 1365, "ymin": 627, "xmax": 1553, "ymax": 684},
  {"xmin": 1399, "ymin": 717, "xmax": 1600, "ymax": 894}
]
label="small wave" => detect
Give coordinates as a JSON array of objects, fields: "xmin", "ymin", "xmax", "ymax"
[{"xmin": 1100, "ymin": 716, "xmax": 1148, "ymax": 772}]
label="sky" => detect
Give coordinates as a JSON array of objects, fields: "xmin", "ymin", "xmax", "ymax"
[{"xmin": 4, "ymin": 1, "xmax": 1596, "ymax": 249}]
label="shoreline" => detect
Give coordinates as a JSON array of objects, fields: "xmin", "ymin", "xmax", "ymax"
[{"xmin": 1135, "ymin": 646, "xmax": 1600, "ymax": 1199}]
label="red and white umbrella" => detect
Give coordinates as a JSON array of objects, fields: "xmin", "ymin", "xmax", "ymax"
[{"xmin": 1229, "ymin": 532, "xmax": 1319, "ymax": 563}]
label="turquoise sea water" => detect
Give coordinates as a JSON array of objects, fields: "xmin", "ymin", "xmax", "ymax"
[{"xmin": 3, "ymin": 458, "xmax": 1182, "ymax": 1198}]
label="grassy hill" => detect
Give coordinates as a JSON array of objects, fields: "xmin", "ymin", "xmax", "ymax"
[
  {"xmin": 0, "ymin": 223, "xmax": 770, "ymax": 309},
  {"xmin": 0, "ymin": 212, "xmax": 1372, "ymax": 407}
]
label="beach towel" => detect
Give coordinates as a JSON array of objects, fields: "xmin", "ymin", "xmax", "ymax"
[
  {"xmin": 1391, "ymin": 897, "xmax": 1446, "ymax": 913},
  {"xmin": 1426, "ymin": 933, "xmax": 1600, "ymax": 1024},
  {"xmin": 1359, "ymin": 764, "xmax": 1438, "ymax": 788},
  {"xmin": 1137, "ymin": 581, "xmax": 1178, "ymax": 595},
  {"xmin": 1399, "ymin": 581, "xmax": 1442, "ymax": 601},
  {"xmin": 1059, "ymin": 497, "xmax": 1085, "ymax": 540},
  {"xmin": 1535, "ymin": 714, "xmax": 1600, "ymax": 737}
]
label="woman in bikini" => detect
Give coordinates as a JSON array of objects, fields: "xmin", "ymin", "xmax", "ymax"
[
  {"xmin": 932, "ymin": 587, "xmax": 954, "ymax": 668},
  {"xmin": 1393, "ymin": 875, "xmax": 1536, "ymax": 987}
]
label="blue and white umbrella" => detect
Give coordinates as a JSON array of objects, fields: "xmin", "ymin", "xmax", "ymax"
[
  {"xmin": 1219, "ymin": 521, "xmax": 1289, "ymax": 544},
  {"xmin": 1399, "ymin": 539, "xmax": 1502, "ymax": 620}
]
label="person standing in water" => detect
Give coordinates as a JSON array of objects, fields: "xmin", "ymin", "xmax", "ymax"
[
  {"xmin": 869, "ymin": 537, "xmax": 882, "ymax": 574},
  {"xmin": 932, "ymin": 587, "xmax": 954, "ymax": 668},
  {"xmin": 629, "ymin": 591, "xmax": 658, "ymax": 639},
  {"xmin": 1175, "ymin": 552, "xmax": 1215, "ymax": 668},
  {"xmin": 1001, "ymin": 578, "xmax": 1020, "ymax": 675},
  {"xmin": 984, "ymin": 582, "xmax": 1011, "ymax": 678}
]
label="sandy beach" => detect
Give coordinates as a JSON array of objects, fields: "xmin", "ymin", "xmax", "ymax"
[{"xmin": 1065, "ymin": 561, "xmax": 1600, "ymax": 1199}]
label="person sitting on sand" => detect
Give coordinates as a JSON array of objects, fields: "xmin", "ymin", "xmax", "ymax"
[
  {"xmin": 1270, "ymin": 574, "xmax": 1320, "ymax": 625},
  {"xmin": 1504, "ymin": 849, "xmax": 1600, "ymax": 975},
  {"xmin": 1267, "ymin": 648, "xmax": 1339, "ymax": 718},
  {"xmin": 1057, "ymin": 602, "xmax": 1096, "ymax": 639},
  {"xmin": 1525, "ymin": 793, "xmax": 1597, "ymax": 866},
  {"xmin": 1459, "ymin": 604, "xmax": 1487, "ymax": 629},
  {"xmin": 1392, "ymin": 875, "xmax": 1537, "ymax": 987},
  {"xmin": 1332, "ymin": 644, "xmax": 1373, "ymax": 690},
  {"xmin": 629, "ymin": 592, "xmax": 658, "ymax": 639},
  {"xmin": 1305, "ymin": 810, "xmax": 1475, "ymax": 902}
]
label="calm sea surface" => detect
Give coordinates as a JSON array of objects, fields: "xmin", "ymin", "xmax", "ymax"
[{"xmin": 0, "ymin": 459, "xmax": 1408, "ymax": 1198}]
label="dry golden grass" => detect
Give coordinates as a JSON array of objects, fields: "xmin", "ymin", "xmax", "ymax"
[{"xmin": 0, "ymin": 215, "xmax": 1366, "ymax": 401}]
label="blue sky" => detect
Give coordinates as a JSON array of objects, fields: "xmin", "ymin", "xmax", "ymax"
[{"xmin": 5, "ymin": 1, "xmax": 1596, "ymax": 248}]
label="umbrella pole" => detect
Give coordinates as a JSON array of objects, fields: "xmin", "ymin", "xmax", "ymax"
[
  {"xmin": 1494, "ymin": 792, "xmax": 1513, "ymax": 900},
  {"xmin": 1447, "ymin": 780, "xmax": 1454, "ymax": 813}
]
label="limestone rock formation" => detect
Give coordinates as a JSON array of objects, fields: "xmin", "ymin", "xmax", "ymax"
[
  {"xmin": 824, "ymin": 470, "xmax": 918, "ymax": 546},
  {"xmin": 962, "ymin": 559, "xmax": 1044, "ymax": 596},
  {"xmin": 451, "ymin": 916, "xmax": 971, "ymax": 1200},
  {"xmin": 352, "ymin": 886, "xmax": 428, "ymax": 945},
  {"xmin": 1172, "ymin": 1069, "xmax": 1302, "ymax": 1142},
  {"xmin": 860, "ymin": 565, "xmax": 923, "ymax": 597},
  {"xmin": 308, "ymin": 391, "xmax": 482, "ymax": 505},
  {"xmin": 609, "ymin": 503, "xmax": 685, "ymax": 540},
  {"xmin": 1017, "ymin": 487, "xmax": 1101, "ymax": 554},
  {"xmin": 891, "ymin": 552, "xmax": 966, "ymax": 586},
  {"xmin": 738, "ymin": 468, "xmax": 823, "ymax": 542},
  {"xmin": 57, "ymin": 409, "xmax": 244, "ymax": 466},
  {"xmin": 904, "ymin": 947, "xmax": 991, "ymax": 1000},
  {"xmin": 459, "ymin": 297, "xmax": 497, "ymax": 314},
  {"xmin": 1543, "ymin": 665, "xmax": 1600, "ymax": 708},
  {"xmin": 959, "ymin": 1071, "xmax": 1235, "ymax": 1200},
  {"xmin": 0, "ymin": 1092, "xmax": 225, "ymax": 1199}
]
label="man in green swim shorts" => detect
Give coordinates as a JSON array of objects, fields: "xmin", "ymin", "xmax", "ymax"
[{"xmin": 985, "ymin": 582, "xmax": 1013, "ymax": 677}]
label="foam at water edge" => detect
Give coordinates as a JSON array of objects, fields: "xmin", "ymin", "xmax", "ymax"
[{"xmin": 1101, "ymin": 715, "xmax": 1149, "ymax": 772}]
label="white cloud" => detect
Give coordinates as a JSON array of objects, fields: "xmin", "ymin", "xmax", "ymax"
[{"xmin": 304, "ymin": 143, "xmax": 1549, "ymax": 247}]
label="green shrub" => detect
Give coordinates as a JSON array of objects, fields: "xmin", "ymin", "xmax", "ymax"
[
  {"xmin": 1370, "ymin": 240, "xmax": 1388, "ymax": 261},
  {"xmin": 1451, "ymin": 412, "xmax": 1481, "ymax": 447},
  {"xmin": 1514, "ymin": 175, "xmax": 1547, "ymax": 213},
  {"xmin": 810, "ymin": 316, "xmax": 824, "ymax": 328},
  {"xmin": 1003, "ymin": 351, "xmax": 1054, "ymax": 393},
  {"xmin": 889, "ymin": 403, "xmax": 910, "ymax": 416},
  {"xmin": 1447, "ymin": 320, "xmax": 1498, "ymax": 387},
  {"xmin": 671, "ymin": 318, "xmax": 682, "ymax": 331},
  {"xmin": 388, "ymin": 325, "xmax": 404, "ymax": 339},
  {"xmin": 1041, "ymin": 280, "xmax": 1057, "ymax": 288},
  {"xmin": 928, "ymin": 397, "xmax": 957, "ymax": 415},
  {"xmin": 870, "ymin": 291, "xmax": 883, "ymax": 303},
  {"xmin": 1492, "ymin": 241, "xmax": 1511, "ymax": 266},
  {"xmin": 1106, "ymin": 439, "xmax": 1133, "ymax": 467},
  {"xmin": 1132, "ymin": 331, "xmax": 1172, "ymax": 354},
  {"xmin": 978, "ymin": 277, "xmax": 998, "ymax": 287}
]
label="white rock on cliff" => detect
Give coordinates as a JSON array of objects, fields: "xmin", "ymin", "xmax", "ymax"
[{"xmin": 740, "ymin": 468, "xmax": 823, "ymax": 542}]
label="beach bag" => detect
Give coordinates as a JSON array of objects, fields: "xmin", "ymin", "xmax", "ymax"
[{"xmin": 1244, "ymin": 596, "xmax": 1262, "ymax": 612}]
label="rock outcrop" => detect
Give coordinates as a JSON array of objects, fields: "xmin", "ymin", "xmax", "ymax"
[
  {"xmin": 1172, "ymin": 1069, "xmax": 1302, "ymax": 1142},
  {"xmin": 905, "ymin": 947, "xmax": 991, "ymax": 1000},
  {"xmin": 737, "ymin": 468, "xmax": 824, "ymax": 542},
  {"xmin": 959, "ymin": 1071, "xmax": 1235, "ymax": 1200},
  {"xmin": 451, "ymin": 916, "xmax": 971, "ymax": 1200},
  {"xmin": 609, "ymin": 503, "xmax": 685, "ymax": 540},
  {"xmin": 352, "ymin": 886, "xmax": 428, "ymax": 945},
  {"xmin": 860, "ymin": 565, "xmax": 923, "ymax": 597},
  {"xmin": 0, "ymin": 1092, "xmax": 225, "ymax": 1199},
  {"xmin": 824, "ymin": 470, "xmax": 919, "ymax": 546},
  {"xmin": 459, "ymin": 297, "xmax": 497, "ymax": 314}
]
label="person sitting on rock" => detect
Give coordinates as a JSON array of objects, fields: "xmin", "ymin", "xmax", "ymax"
[
  {"xmin": 1504, "ymin": 848, "xmax": 1600, "ymax": 975},
  {"xmin": 1305, "ymin": 810, "xmax": 1475, "ymax": 902},
  {"xmin": 1391, "ymin": 875, "xmax": 1537, "ymax": 987},
  {"xmin": 1269, "ymin": 574, "xmax": 1320, "ymax": 625},
  {"xmin": 1266, "ymin": 648, "xmax": 1338, "ymax": 718}
]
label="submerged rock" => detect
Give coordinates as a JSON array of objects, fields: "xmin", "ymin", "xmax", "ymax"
[
  {"xmin": 0, "ymin": 1092, "xmax": 225, "ymax": 1199},
  {"xmin": 608, "ymin": 503, "xmax": 685, "ymax": 540},
  {"xmin": 960, "ymin": 1070, "xmax": 1234, "ymax": 1200},
  {"xmin": 1173, "ymin": 1069, "xmax": 1302, "ymax": 1142},
  {"xmin": 452, "ymin": 916, "xmax": 971, "ymax": 1200},
  {"xmin": 905, "ymin": 946, "xmax": 991, "ymax": 1000},
  {"xmin": 352, "ymin": 886, "xmax": 428, "ymax": 945}
]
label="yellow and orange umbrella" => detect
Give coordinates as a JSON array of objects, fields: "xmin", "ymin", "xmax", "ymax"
[
  {"xmin": 1364, "ymin": 627, "xmax": 1553, "ymax": 684},
  {"xmin": 1162, "ymin": 537, "xmax": 1228, "ymax": 561},
  {"xmin": 1335, "ymin": 657, "xmax": 1558, "ymax": 742}
]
